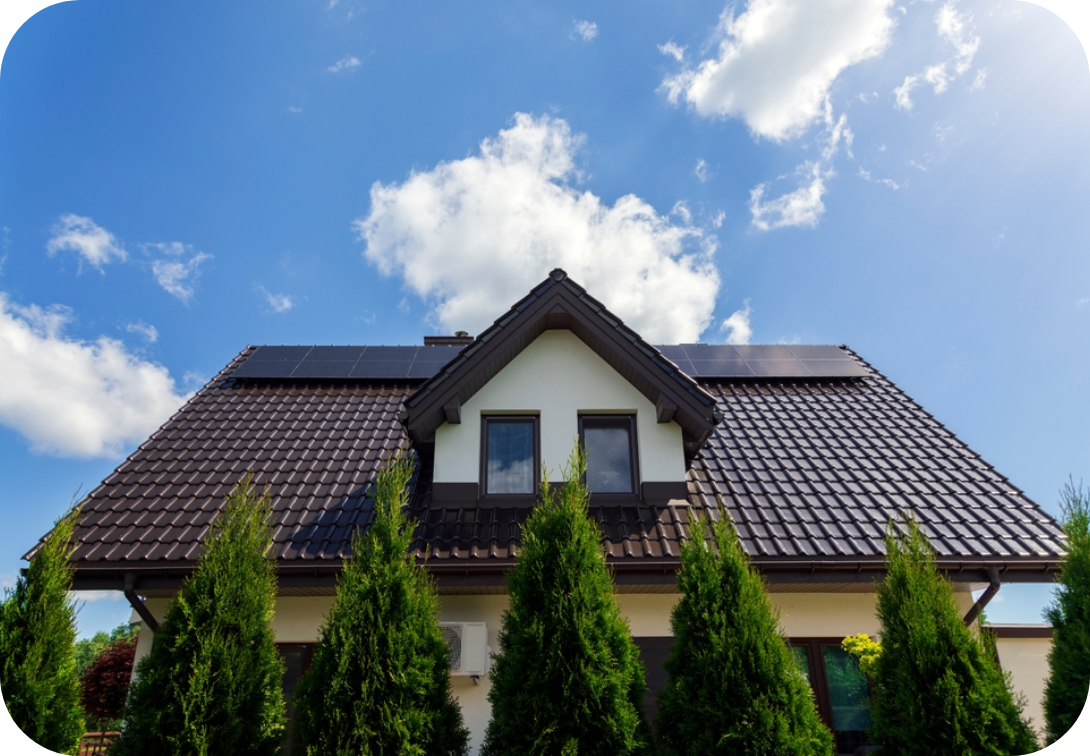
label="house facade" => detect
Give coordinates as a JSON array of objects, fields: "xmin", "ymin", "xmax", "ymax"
[{"xmin": 36, "ymin": 270, "xmax": 1065, "ymax": 754}]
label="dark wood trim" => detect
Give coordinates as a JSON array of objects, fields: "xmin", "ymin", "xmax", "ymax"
[
  {"xmin": 430, "ymin": 482, "xmax": 479, "ymax": 504},
  {"xmin": 480, "ymin": 415, "xmax": 540, "ymax": 499},
  {"xmin": 789, "ymin": 637, "xmax": 876, "ymax": 755},
  {"xmin": 984, "ymin": 624, "xmax": 1054, "ymax": 639},
  {"xmin": 641, "ymin": 481, "xmax": 689, "ymax": 500},
  {"xmin": 579, "ymin": 414, "xmax": 639, "ymax": 496}
]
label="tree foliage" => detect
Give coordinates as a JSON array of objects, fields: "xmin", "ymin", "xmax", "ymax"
[
  {"xmin": 656, "ymin": 513, "xmax": 833, "ymax": 756},
  {"xmin": 841, "ymin": 633, "xmax": 882, "ymax": 679},
  {"xmin": 75, "ymin": 623, "xmax": 139, "ymax": 677},
  {"xmin": 80, "ymin": 634, "xmax": 137, "ymax": 725},
  {"xmin": 293, "ymin": 454, "xmax": 468, "ymax": 756},
  {"xmin": 481, "ymin": 449, "xmax": 649, "ymax": 756},
  {"xmin": 870, "ymin": 516, "xmax": 1037, "ymax": 756},
  {"xmin": 113, "ymin": 474, "xmax": 285, "ymax": 756},
  {"xmin": 0, "ymin": 506, "xmax": 85, "ymax": 754},
  {"xmin": 1044, "ymin": 479, "xmax": 1090, "ymax": 744}
]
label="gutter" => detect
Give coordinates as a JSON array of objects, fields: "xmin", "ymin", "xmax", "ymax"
[
  {"xmin": 962, "ymin": 565, "xmax": 1001, "ymax": 626},
  {"xmin": 123, "ymin": 572, "xmax": 159, "ymax": 633}
]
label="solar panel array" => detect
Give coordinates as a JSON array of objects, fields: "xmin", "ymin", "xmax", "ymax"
[
  {"xmin": 232, "ymin": 343, "xmax": 866, "ymax": 380},
  {"xmin": 231, "ymin": 345, "xmax": 464, "ymax": 380}
]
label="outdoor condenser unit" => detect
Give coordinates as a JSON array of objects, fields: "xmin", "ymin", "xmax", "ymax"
[{"xmin": 438, "ymin": 622, "xmax": 489, "ymax": 677}]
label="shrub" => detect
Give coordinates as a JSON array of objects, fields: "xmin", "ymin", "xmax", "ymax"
[
  {"xmin": 1044, "ymin": 479, "xmax": 1090, "ymax": 744},
  {"xmin": 481, "ymin": 449, "xmax": 649, "ymax": 756},
  {"xmin": 0, "ymin": 506, "xmax": 85, "ymax": 754},
  {"xmin": 75, "ymin": 623, "xmax": 139, "ymax": 677},
  {"xmin": 293, "ymin": 455, "xmax": 468, "ymax": 756},
  {"xmin": 870, "ymin": 516, "xmax": 1037, "ymax": 755},
  {"xmin": 80, "ymin": 633, "xmax": 137, "ymax": 728},
  {"xmin": 656, "ymin": 513, "xmax": 833, "ymax": 756},
  {"xmin": 113, "ymin": 474, "xmax": 285, "ymax": 756}
]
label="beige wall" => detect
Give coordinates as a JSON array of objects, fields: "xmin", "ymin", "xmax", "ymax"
[
  {"xmin": 995, "ymin": 636, "xmax": 1052, "ymax": 740},
  {"xmin": 433, "ymin": 329, "xmax": 686, "ymax": 484}
]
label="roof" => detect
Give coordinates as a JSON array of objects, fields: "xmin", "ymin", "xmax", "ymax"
[{"xmin": 39, "ymin": 345, "xmax": 1064, "ymax": 594}]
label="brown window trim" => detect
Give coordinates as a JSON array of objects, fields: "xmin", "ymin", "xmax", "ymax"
[
  {"xmin": 789, "ymin": 637, "xmax": 875, "ymax": 755},
  {"xmin": 480, "ymin": 415, "xmax": 540, "ymax": 503},
  {"xmin": 578, "ymin": 414, "xmax": 640, "ymax": 498}
]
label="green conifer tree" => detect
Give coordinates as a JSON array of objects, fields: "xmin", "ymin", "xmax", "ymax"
[
  {"xmin": 0, "ymin": 506, "xmax": 85, "ymax": 754},
  {"xmin": 113, "ymin": 474, "xmax": 285, "ymax": 756},
  {"xmin": 292, "ymin": 455, "xmax": 469, "ymax": 756},
  {"xmin": 870, "ymin": 516, "xmax": 1037, "ymax": 756},
  {"xmin": 481, "ymin": 449, "xmax": 649, "ymax": 756},
  {"xmin": 1044, "ymin": 479, "xmax": 1090, "ymax": 744},
  {"xmin": 655, "ymin": 512, "xmax": 833, "ymax": 756}
]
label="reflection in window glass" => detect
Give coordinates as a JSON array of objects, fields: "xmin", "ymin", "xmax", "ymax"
[
  {"xmin": 584, "ymin": 421, "xmax": 633, "ymax": 493},
  {"xmin": 822, "ymin": 646, "xmax": 873, "ymax": 736},
  {"xmin": 486, "ymin": 419, "xmax": 534, "ymax": 494},
  {"xmin": 790, "ymin": 645, "xmax": 812, "ymax": 685},
  {"xmin": 279, "ymin": 647, "xmax": 307, "ymax": 756}
]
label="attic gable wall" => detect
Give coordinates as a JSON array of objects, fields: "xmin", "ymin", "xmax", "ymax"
[{"xmin": 433, "ymin": 330, "xmax": 685, "ymax": 484}]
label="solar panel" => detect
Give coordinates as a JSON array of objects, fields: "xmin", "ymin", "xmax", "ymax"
[
  {"xmin": 245, "ymin": 346, "xmax": 313, "ymax": 362},
  {"xmin": 799, "ymin": 359, "xmax": 869, "ymax": 378},
  {"xmin": 304, "ymin": 346, "xmax": 366, "ymax": 362},
  {"xmin": 656, "ymin": 344, "xmax": 863, "ymax": 378},
  {"xmin": 349, "ymin": 360, "xmax": 416, "ymax": 379},
  {"xmin": 746, "ymin": 359, "xmax": 811, "ymax": 378},
  {"xmin": 290, "ymin": 361, "xmax": 359, "ymax": 379}
]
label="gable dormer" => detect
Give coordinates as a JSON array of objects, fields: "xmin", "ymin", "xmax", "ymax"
[{"xmin": 402, "ymin": 270, "xmax": 721, "ymax": 506}]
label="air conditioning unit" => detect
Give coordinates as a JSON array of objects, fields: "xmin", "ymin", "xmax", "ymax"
[{"xmin": 439, "ymin": 622, "xmax": 489, "ymax": 677}]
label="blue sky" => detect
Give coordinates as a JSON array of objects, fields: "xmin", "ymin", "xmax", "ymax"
[{"xmin": 0, "ymin": 0, "xmax": 1088, "ymax": 639}]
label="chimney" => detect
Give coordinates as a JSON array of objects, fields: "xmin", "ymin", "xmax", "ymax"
[{"xmin": 424, "ymin": 330, "xmax": 473, "ymax": 347}]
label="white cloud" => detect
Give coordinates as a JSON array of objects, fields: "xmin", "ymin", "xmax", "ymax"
[
  {"xmin": 662, "ymin": 0, "xmax": 895, "ymax": 141},
  {"xmin": 45, "ymin": 214, "xmax": 127, "ymax": 270},
  {"xmin": 893, "ymin": 2, "xmax": 980, "ymax": 110},
  {"xmin": 571, "ymin": 20, "xmax": 598, "ymax": 42},
  {"xmin": 694, "ymin": 158, "xmax": 710, "ymax": 182},
  {"xmin": 658, "ymin": 41, "xmax": 686, "ymax": 62},
  {"xmin": 971, "ymin": 67, "xmax": 988, "ymax": 90},
  {"xmin": 721, "ymin": 300, "xmax": 753, "ymax": 345},
  {"xmin": 258, "ymin": 285, "xmax": 295, "ymax": 313},
  {"xmin": 0, "ymin": 294, "xmax": 190, "ymax": 458},
  {"xmin": 125, "ymin": 321, "xmax": 159, "ymax": 343},
  {"xmin": 355, "ymin": 113, "xmax": 720, "ymax": 342},
  {"xmin": 150, "ymin": 243, "xmax": 211, "ymax": 304},
  {"xmin": 328, "ymin": 55, "xmax": 361, "ymax": 73},
  {"xmin": 1077, "ymin": 297, "xmax": 1089, "ymax": 309},
  {"xmin": 71, "ymin": 590, "xmax": 122, "ymax": 603}
]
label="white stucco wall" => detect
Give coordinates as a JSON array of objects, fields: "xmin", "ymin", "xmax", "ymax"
[
  {"xmin": 995, "ymin": 636, "xmax": 1052, "ymax": 740},
  {"xmin": 433, "ymin": 329, "xmax": 686, "ymax": 484}
]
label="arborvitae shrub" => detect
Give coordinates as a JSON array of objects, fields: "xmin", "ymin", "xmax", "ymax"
[
  {"xmin": 1044, "ymin": 479, "xmax": 1090, "ymax": 744},
  {"xmin": 293, "ymin": 455, "xmax": 468, "ymax": 756},
  {"xmin": 0, "ymin": 506, "xmax": 85, "ymax": 754},
  {"xmin": 113, "ymin": 474, "xmax": 285, "ymax": 756},
  {"xmin": 656, "ymin": 513, "xmax": 833, "ymax": 756},
  {"xmin": 481, "ymin": 449, "xmax": 649, "ymax": 756},
  {"xmin": 870, "ymin": 516, "xmax": 1038, "ymax": 755}
]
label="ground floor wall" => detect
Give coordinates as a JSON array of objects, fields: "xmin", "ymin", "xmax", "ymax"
[{"xmin": 994, "ymin": 635, "xmax": 1052, "ymax": 740}]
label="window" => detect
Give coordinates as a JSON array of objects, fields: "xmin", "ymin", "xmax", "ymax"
[
  {"xmin": 790, "ymin": 639, "xmax": 874, "ymax": 755},
  {"xmin": 579, "ymin": 415, "xmax": 638, "ymax": 495},
  {"xmin": 482, "ymin": 416, "xmax": 538, "ymax": 496}
]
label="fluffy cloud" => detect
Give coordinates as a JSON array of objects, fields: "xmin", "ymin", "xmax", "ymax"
[
  {"xmin": 125, "ymin": 321, "xmax": 159, "ymax": 343},
  {"xmin": 658, "ymin": 41, "xmax": 686, "ymax": 62},
  {"xmin": 150, "ymin": 243, "xmax": 211, "ymax": 303},
  {"xmin": 894, "ymin": 2, "xmax": 980, "ymax": 111},
  {"xmin": 662, "ymin": 0, "xmax": 895, "ymax": 141},
  {"xmin": 328, "ymin": 55, "xmax": 361, "ymax": 73},
  {"xmin": 355, "ymin": 113, "xmax": 720, "ymax": 342},
  {"xmin": 258, "ymin": 285, "xmax": 295, "ymax": 313},
  {"xmin": 0, "ymin": 294, "xmax": 190, "ymax": 458},
  {"xmin": 571, "ymin": 20, "xmax": 598, "ymax": 42},
  {"xmin": 721, "ymin": 300, "xmax": 753, "ymax": 345},
  {"xmin": 46, "ymin": 214, "xmax": 127, "ymax": 269}
]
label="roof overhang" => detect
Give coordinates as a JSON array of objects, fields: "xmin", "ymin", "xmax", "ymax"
[{"xmin": 401, "ymin": 269, "xmax": 721, "ymax": 459}]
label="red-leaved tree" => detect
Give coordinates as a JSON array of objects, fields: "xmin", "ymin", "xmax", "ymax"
[{"xmin": 80, "ymin": 635, "xmax": 137, "ymax": 726}]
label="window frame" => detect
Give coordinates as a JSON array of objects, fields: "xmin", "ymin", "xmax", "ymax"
[
  {"xmin": 789, "ymin": 637, "xmax": 876, "ymax": 756},
  {"xmin": 578, "ymin": 414, "xmax": 640, "ymax": 498},
  {"xmin": 479, "ymin": 414, "xmax": 540, "ymax": 502}
]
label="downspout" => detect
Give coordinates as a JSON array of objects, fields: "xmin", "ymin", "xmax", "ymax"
[
  {"xmin": 123, "ymin": 572, "xmax": 159, "ymax": 633},
  {"xmin": 963, "ymin": 565, "xmax": 1001, "ymax": 626}
]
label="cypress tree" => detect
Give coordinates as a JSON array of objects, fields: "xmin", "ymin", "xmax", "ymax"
[
  {"xmin": 1044, "ymin": 479, "xmax": 1090, "ymax": 744},
  {"xmin": 0, "ymin": 506, "xmax": 85, "ymax": 754},
  {"xmin": 481, "ymin": 449, "xmax": 650, "ymax": 756},
  {"xmin": 655, "ymin": 513, "xmax": 833, "ymax": 756},
  {"xmin": 292, "ymin": 454, "xmax": 468, "ymax": 756},
  {"xmin": 113, "ymin": 474, "xmax": 285, "ymax": 756},
  {"xmin": 870, "ymin": 516, "xmax": 1037, "ymax": 755}
]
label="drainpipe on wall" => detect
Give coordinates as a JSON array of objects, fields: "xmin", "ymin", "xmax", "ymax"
[
  {"xmin": 962, "ymin": 565, "xmax": 1001, "ymax": 626},
  {"xmin": 123, "ymin": 572, "xmax": 159, "ymax": 633}
]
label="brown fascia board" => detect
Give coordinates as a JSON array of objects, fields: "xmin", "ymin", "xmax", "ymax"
[{"xmin": 402, "ymin": 270, "xmax": 720, "ymax": 452}]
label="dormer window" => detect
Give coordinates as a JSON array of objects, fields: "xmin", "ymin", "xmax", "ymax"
[
  {"xmin": 482, "ymin": 416, "xmax": 538, "ymax": 496},
  {"xmin": 580, "ymin": 416, "xmax": 638, "ymax": 495}
]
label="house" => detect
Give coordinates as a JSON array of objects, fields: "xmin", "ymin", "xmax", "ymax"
[{"xmin": 35, "ymin": 269, "xmax": 1065, "ymax": 754}]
